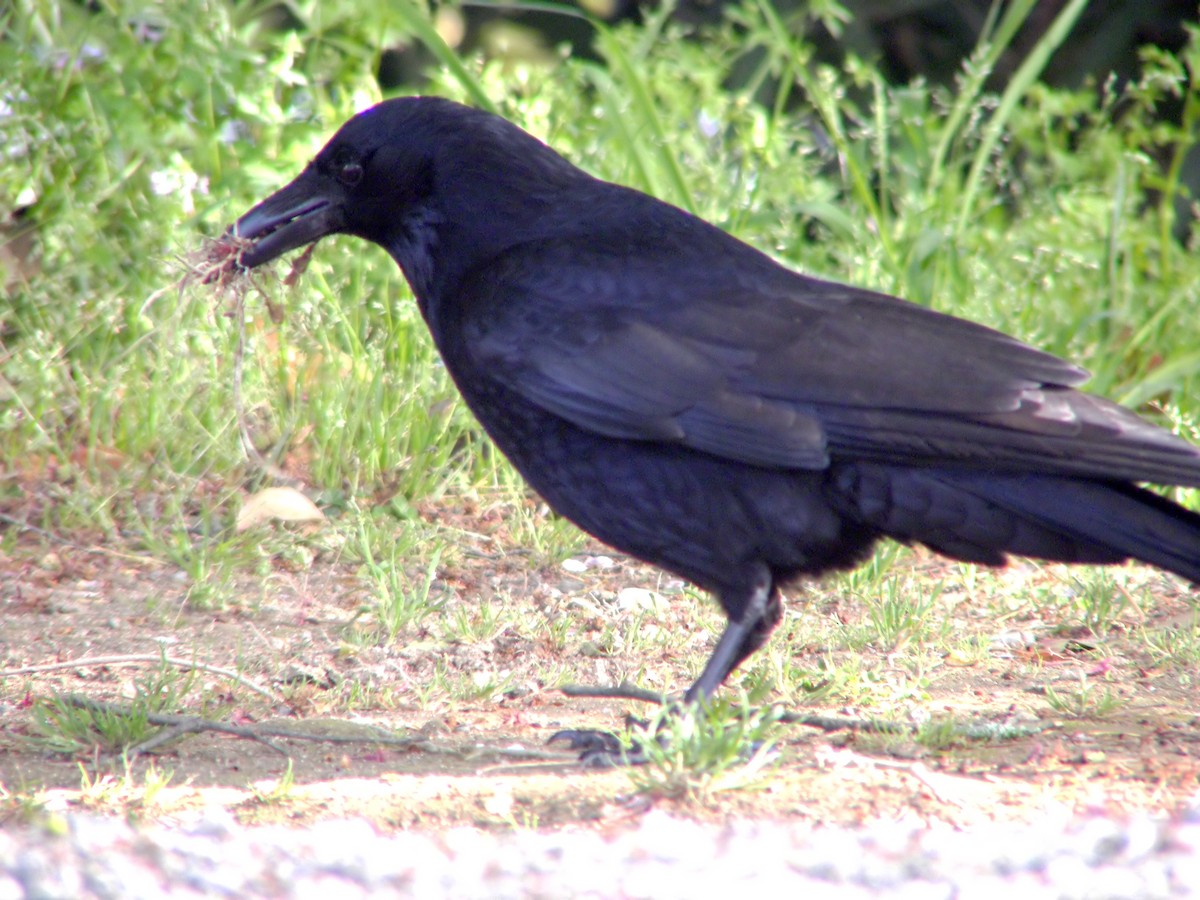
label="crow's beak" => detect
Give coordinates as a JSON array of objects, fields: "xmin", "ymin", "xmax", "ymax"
[{"xmin": 233, "ymin": 169, "xmax": 346, "ymax": 268}]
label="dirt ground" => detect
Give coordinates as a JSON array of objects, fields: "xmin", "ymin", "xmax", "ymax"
[{"xmin": 2, "ymin": 522, "xmax": 1199, "ymax": 834}]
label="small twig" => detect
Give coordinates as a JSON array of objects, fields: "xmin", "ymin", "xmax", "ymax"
[
  {"xmin": 64, "ymin": 696, "xmax": 292, "ymax": 757},
  {"xmin": 949, "ymin": 720, "xmax": 1047, "ymax": 740},
  {"xmin": 385, "ymin": 742, "xmax": 572, "ymax": 762},
  {"xmin": 127, "ymin": 718, "xmax": 288, "ymax": 757},
  {"xmin": 831, "ymin": 751, "xmax": 959, "ymax": 800},
  {"xmin": 60, "ymin": 696, "xmax": 574, "ymax": 763},
  {"xmin": 558, "ymin": 683, "xmax": 1034, "ymax": 739},
  {"xmin": 0, "ymin": 511, "xmax": 62, "ymax": 543},
  {"xmin": 559, "ymin": 682, "xmax": 668, "ymax": 705},
  {"xmin": 557, "ymin": 682, "xmax": 902, "ymax": 731},
  {"xmin": 218, "ymin": 239, "xmax": 312, "ymax": 487},
  {"xmin": 473, "ymin": 752, "xmax": 591, "ymax": 776},
  {"xmin": 1, "ymin": 654, "xmax": 277, "ymax": 701},
  {"xmin": 0, "ymin": 512, "xmax": 166, "ymax": 567},
  {"xmin": 775, "ymin": 711, "xmax": 910, "ymax": 733}
]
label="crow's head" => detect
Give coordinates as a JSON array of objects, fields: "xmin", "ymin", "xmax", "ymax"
[{"xmin": 233, "ymin": 97, "xmax": 590, "ymax": 297}]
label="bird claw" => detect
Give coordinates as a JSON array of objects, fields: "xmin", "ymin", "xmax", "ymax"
[
  {"xmin": 548, "ymin": 728, "xmax": 630, "ymax": 767},
  {"xmin": 548, "ymin": 722, "xmax": 665, "ymax": 768}
]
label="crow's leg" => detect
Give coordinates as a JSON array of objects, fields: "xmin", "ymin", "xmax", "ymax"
[
  {"xmin": 685, "ymin": 563, "xmax": 777, "ymax": 703},
  {"xmin": 552, "ymin": 564, "xmax": 779, "ymax": 767}
]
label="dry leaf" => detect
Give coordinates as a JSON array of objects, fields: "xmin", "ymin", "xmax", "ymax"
[{"xmin": 236, "ymin": 486, "xmax": 325, "ymax": 532}]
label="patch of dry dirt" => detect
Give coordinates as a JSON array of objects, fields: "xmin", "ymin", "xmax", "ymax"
[{"xmin": 2, "ymin": 525, "xmax": 1200, "ymax": 834}]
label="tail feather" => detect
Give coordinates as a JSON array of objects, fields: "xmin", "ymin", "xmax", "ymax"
[
  {"xmin": 961, "ymin": 476, "xmax": 1200, "ymax": 584},
  {"xmin": 841, "ymin": 464, "xmax": 1200, "ymax": 584}
]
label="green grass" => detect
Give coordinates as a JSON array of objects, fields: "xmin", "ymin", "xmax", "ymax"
[
  {"xmin": 5, "ymin": 1, "xmax": 1199, "ymax": 503},
  {"xmin": 25, "ymin": 661, "xmax": 200, "ymax": 758},
  {"xmin": 4, "ymin": 0, "xmax": 1200, "ymax": 771},
  {"xmin": 1043, "ymin": 674, "xmax": 1122, "ymax": 719},
  {"xmin": 626, "ymin": 694, "xmax": 784, "ymax": 801}
]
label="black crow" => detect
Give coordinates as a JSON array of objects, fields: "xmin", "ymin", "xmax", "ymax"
[{"xmin": 233, "ymin": 97, "xmax": 1200, "ymax": 759}]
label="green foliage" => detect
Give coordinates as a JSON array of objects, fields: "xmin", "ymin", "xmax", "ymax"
[
  {"xmin": 3, "ymin": 1, "xmax": 1199, "ymax": 752},
  {"xmin": 1043, "ymin": 674, "xmax": 1121, "ymax": 718},
  {"xmin": 865, "ymin": 578, "xmax": 943, "ymax": 651},
  {"xmin": 626, "ymin": 695, "xmax": 783, "ymax": 800},
  {"xmin": 352, "ymin": 522, "xmax": 448, "ymax": 642},
  {"xmin": 26, "ymin": 662, "xmax": 196, "ymax": 757},
  {"xmin": 1066, "ymin": 569, "xmax": 1131, "ymax": 637},
  {"xmin": 6, "ymin": 0, "xmax": 1198, "ymax": 502},
  {"xmin": 249, "ymin": 759, "xmax": 297, "ymax": 805}
]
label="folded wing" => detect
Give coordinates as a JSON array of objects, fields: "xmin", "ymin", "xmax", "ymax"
[{"xmin": 463, "ymin": 240, "xmax": 1200, "ymax": 486}]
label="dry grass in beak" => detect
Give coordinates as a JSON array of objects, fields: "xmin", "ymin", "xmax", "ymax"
[{"xmin": 179, "ymin": 231, "xmax": 258, "ymax": 294}]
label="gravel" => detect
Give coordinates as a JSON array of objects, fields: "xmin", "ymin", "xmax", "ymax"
[{"xmin": 2, "ymin": 803, "xmax": 1198, "ymax": 898}]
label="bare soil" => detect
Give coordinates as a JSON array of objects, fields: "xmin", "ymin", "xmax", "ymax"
[{"xmin": 2, "ymin": 516, "xmax": 1199, "ymax": 834}]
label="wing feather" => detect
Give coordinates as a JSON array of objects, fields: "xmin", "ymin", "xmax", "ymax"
[{"xmin": 459, "ymin": 240, "xmax": 1200, "ymax": 485}]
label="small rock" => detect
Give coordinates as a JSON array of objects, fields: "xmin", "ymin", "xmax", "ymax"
[{"xmin": 617, "ymin": 587, "xmax": 662, "ymax": 613}]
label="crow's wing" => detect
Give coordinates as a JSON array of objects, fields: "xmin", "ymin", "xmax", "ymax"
[
  {"xmin": 473, "ymin": 312, "xmax": 830, "ymax": 467},
  {"xmin": 462, "ymin": 241, "xmax": 1200, "ymax": 484}
]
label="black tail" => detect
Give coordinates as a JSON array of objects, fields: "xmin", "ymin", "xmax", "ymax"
[
  {"xmin": 843, "ymin": 465, "xmax": 1200, "ymax": 584},
  {"xmin": 960, "ymin": 476, "xmax": 1200, "ymax": 584}
]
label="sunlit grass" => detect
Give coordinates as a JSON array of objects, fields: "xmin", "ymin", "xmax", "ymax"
[{"xmin": 3, "ymin": 0, "xmax": 1198, "ymax": 773}]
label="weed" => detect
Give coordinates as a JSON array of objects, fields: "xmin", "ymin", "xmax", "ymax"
[
  {"xmin": 1044, "ymin": 675, "xmax": 1121, "ymax": 718},
  {"xmin": 249, "ymin": 761, "xmax": 297, "ymax": 805},
  {"xmin": 627, "ymin": 695, "xmax": 783, "ymax": 801},
  {"xmin": 25, "ymin": 661, "xmax": 196, "ymax": 759}
]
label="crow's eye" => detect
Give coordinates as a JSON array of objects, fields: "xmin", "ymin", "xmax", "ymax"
[{"xmin": 337, "ymin": 161, "xmax": 363, "ymax": 187}]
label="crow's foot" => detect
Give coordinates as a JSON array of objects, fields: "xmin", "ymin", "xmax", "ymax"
[{"xmin": 548, "ymin": 718, "xmax": 664, "ymax": 767}]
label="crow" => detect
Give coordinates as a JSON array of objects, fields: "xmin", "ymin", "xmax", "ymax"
[{"xmin": 233, "ymin": 97, "xmax": 1200, "ymax": 760}]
